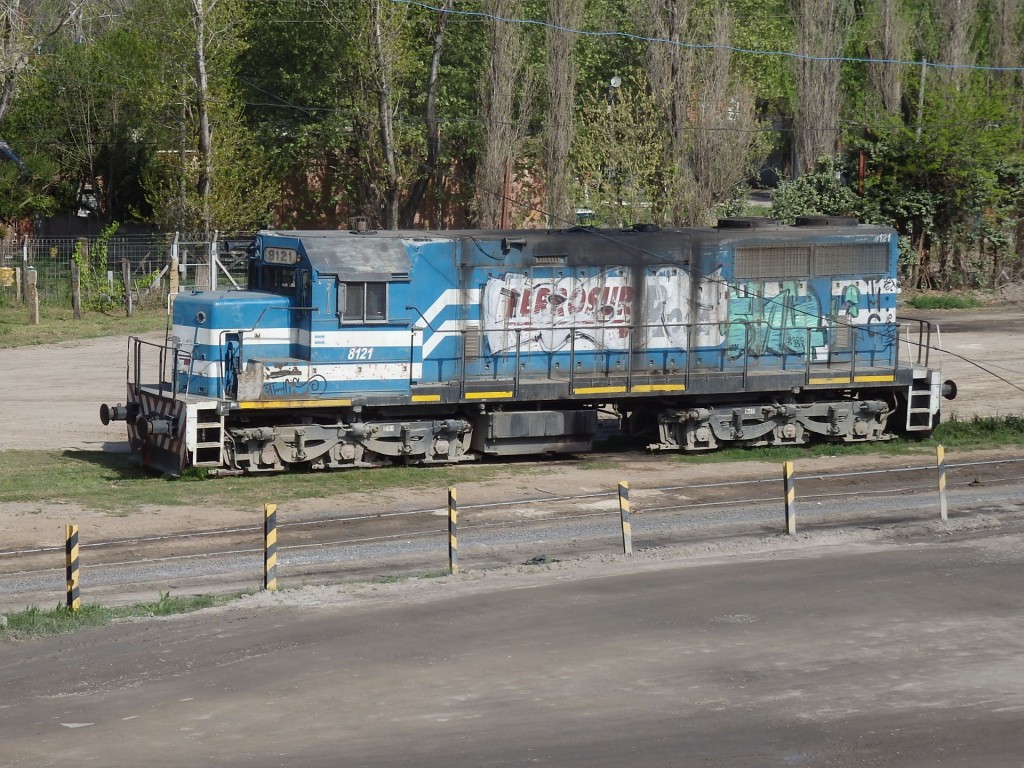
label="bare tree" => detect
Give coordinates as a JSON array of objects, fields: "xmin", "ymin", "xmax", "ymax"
[
  {"xmin": 191, "ymin": 0, "xmax": 213, "ymax": 235},
  {"xmin": 790, "ymin": 0, "xmax": 855, "ymax": 175},
  {"xmin": 475, "ymin": 0, "xmax": 534, "ymax": 228},
  {"xmin": 327, "ymin": 0, "xmax": 410, "ymax": 230},
  {"xmin": 0, "ymin": 0, "xmax": 78, "ymax": 124},
  {"xmin": 866, "ymin": 0, "xmax": 909, "ymax": 116},
  {"xmin": 544, "ymin": 0, "xmax": 583, "ymax": 228},
  {"xmin": 632, "ymin": 0, "xmax": 697, "ymax": 225},
  {"xmin": 689, "ymin": 5, "xmax": 767, "ymax": 225},
  {"xmin": 990, "ymin": 0, "xmax": 1022, "ymax": 94},
  {"xmin": 933, "ymin": 0, "xmax": 979, "ymax": 89}
]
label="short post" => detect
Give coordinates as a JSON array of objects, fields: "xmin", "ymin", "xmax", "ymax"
[
  {"xmin": 618, "ymin": 481, "xmax": 632, "ymax": 555},
  {"xmin": 263, "ymin": 503, "xmax": 278, "ymax": 591},
  {"xmin": 21, "ymin": 236, "xmax": 28, "ymax": 303},
  {"xmin": 15, "ymin": 266, "xmax": 22, "ymax": 302},
  {"xmin": 208, "ymin": 232, "xmax": 219, "ymax": 291},
  {"xmin": 121, "ymin": 258, "xmax": 133, "ymax": 317},
  {"xmin": 169, "ymin": 253, "xmax": 180, "ymax": 296},
  {"xmin": 26, "ymin": 267, "xmax": 39, "ymax": 325},
  {"xmin": 70, "ymin": 260, "xmax": 82, "ymax": 319},
  {"xmin": 448, "ymin": 486, "xmax": 459, "ymax": 574},
  {"xmin": 783, "ymin": 461, "xmax": 796, "ymax": 534},
  {"xmin": 936, "ymin": 444, "xmax": 948, "ymax": 522},
  {"xmin": 65, "ymin": 524, "xmax": 81, "ymax": 612}
]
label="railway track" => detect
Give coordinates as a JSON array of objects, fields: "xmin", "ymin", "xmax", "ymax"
[{"xmin": 2, "ymin": 454, "xmax": 1024, "ymax": 612}]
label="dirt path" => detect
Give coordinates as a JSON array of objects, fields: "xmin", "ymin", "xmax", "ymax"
[{"xmin": 1, "ymin": 331, "xmax": 165, "ymax": 452}]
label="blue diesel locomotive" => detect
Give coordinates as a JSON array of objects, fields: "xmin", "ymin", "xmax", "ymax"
[{"xmin": 100, "ymin": 217, "xmax": 955, "ymax": 475}]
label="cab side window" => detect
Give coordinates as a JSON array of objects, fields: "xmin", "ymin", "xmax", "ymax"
[{"xmin": 339, "ymin": 282, "xmax": 387, "ymax": 323}]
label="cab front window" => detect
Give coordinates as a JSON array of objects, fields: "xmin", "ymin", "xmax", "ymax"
[{"xmin": 261, "ymin": 265, "xmax": 296, "ymax": 294}]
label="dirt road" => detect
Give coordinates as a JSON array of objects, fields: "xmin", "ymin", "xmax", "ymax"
[{"xmin": 3, "ymin": 519, "xmax": 1024, "ymax": 767}]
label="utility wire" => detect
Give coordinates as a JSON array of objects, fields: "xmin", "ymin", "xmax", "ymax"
[{"xmin": 390, "ymin": 0, "xmax": 1024, "ymax": 73}]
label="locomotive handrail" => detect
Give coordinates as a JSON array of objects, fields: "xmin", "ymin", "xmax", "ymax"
[
  {"xmin": 130, "ymin": 335, "xmax": 183, "ymax": 400},
  {"xmin": 897, "ymin": 318, "xmax": 933, "ymax": 369},
  {"xmin": 459, "ymin": 315, "xmax": 908, "ymax": 398}
]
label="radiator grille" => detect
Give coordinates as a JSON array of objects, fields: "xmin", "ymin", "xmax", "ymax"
[
  {"xmin": 813, "ymin": 243, "xmax": 889, "ymax": 276},
  {"xmin": 735, "ymin": 243, "xmax": 889, "ymax": 278},
  {"xmin": 734, "ymin": 245, "xmax": 811, "ymax": 278},
  {"xmin": 463, "ymin": 322, "xmax": 482, "ymax": 358}
]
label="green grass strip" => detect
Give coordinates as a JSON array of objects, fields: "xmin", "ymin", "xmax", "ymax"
[
  {"xmin": 0, "ymin": 306, "xmax": 169, "ymax": 348},
  {"xmin": 0, "ymin": 592, "xmax": 225, "ymax": 640}
]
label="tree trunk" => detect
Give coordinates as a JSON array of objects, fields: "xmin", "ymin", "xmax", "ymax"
[
  {"xmin": 935, "ymin": 0, "xmax": 979, "ymax": 91},
  {"xmin": 400, "ymin": 0, "xmax": 452, "ymax": 229},
  {"xmin": 636, "ymin": 0, "xmax": 696, "ymax": 225},
  {"xmin": 790, "ymin": 0, "xmax": 854, "ymax": 176},
  {"xmin": 867, "ymin": 0, "xmax": 908, "ymax": 116},
  {"xmin": 370, "ymin": 0, "xmax": 400, "ymax": 231},
  {"xmin": 545, "ymin": 0, "xmax": 583, "ymax": 228},
  {"xmin": 476, "ymin": 0, "xmax": 533, "ymax": 228},
  {"xmin": 192, "ymin": 0, "xmax": 213, "ymax": 236}
]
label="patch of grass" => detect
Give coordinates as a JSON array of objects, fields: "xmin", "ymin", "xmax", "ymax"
[
  {"xmin": 903, "ymin": 293, "xmax": 982, "ymax": 310},
  {"xmin": 0, "ymin": 592, "xmax": 224, "ymax": 640},
  {"xmin": 372, "ymin": 570, "xmax": 449, "ymax": 584},
  {"xmin": 0, "ymin": 449, "xmax": 547, "ymax": 514},
  {"xmin": 0, "ymin": 305, "xmax": 168, "ymax": 348},
  {"xmin": 2, "ymin": 417, "xmax": 1020, "ymax": 515},
  {"xmin": 933, "ymin": 414, "xmax": 1024, "ymax": 447}
]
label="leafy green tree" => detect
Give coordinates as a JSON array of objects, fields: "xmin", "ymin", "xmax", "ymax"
[
  {"xmin": 124, "ymin": 0, "xmax": 273, "ymax": 233},
  {"xmin": 571, "ymin": 71, "xmax": 662, "ymax": 228},
  {"xmin": 852, "ymin": 79, "xmax": 1024, "ymax": 287}
]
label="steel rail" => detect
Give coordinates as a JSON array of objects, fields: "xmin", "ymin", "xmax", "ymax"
[{"xmin": 1, "ymin": 455, "xmax": 1021, "ymax": 562}]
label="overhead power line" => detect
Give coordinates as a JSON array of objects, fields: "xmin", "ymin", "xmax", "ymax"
[{"xmin": 389, "ymin": 0, "xmax": 1024, "ymax": 73}]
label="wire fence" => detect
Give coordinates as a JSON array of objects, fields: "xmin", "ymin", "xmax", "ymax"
[{"xmin": 0, "ymin": 233, "xmax": 254, "ymax": 304}]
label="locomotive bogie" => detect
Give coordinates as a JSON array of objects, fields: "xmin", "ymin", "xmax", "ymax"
[{"xmin": 102, "ymin": 219, "xmax": 955, "ymax": 475}]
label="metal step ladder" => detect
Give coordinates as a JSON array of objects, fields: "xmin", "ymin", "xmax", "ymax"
[
  {"xmin": 906, "ymin": 369, "xmax": 940, "ymax": 431},
  {"xmin": 193, "ymin": 407, "xmax": 225, "ymax": 466}
]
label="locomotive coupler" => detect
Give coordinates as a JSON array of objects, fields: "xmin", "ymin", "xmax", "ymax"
[
  {"xmin": 134, "ymin": 413, "xmax": 174, "ymax": 439},
  {"xmin": 99, "ymin": 402, "xmax": 138, "ymax": 425}
]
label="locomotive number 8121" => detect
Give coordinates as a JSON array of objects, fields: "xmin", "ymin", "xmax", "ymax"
[{"xmin": 100, "ymin": 217, "xmax": 956, "ymax": 475}]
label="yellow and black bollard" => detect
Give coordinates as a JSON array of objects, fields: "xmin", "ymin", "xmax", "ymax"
[
  {"xmin": 264, "ymin": 503, "xmax": 278, "ymax": 591},
  {"xmin": 618, "ymin": 481, "xmax": 632, "ymax": 555},
  {"xmin": 783, "ymin": 461, "xmax": 796, "ymax": 535},
  {"xmin": 936, "ymin": 445, "xmax": 948, "ymax": 522},
  {"xmin": 448, "ymin": 487, "xmax": 459, "ymax": 574},
  {"xmin": 65, "ymin": 524, "xmax": 80, "ymax": 612}
]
